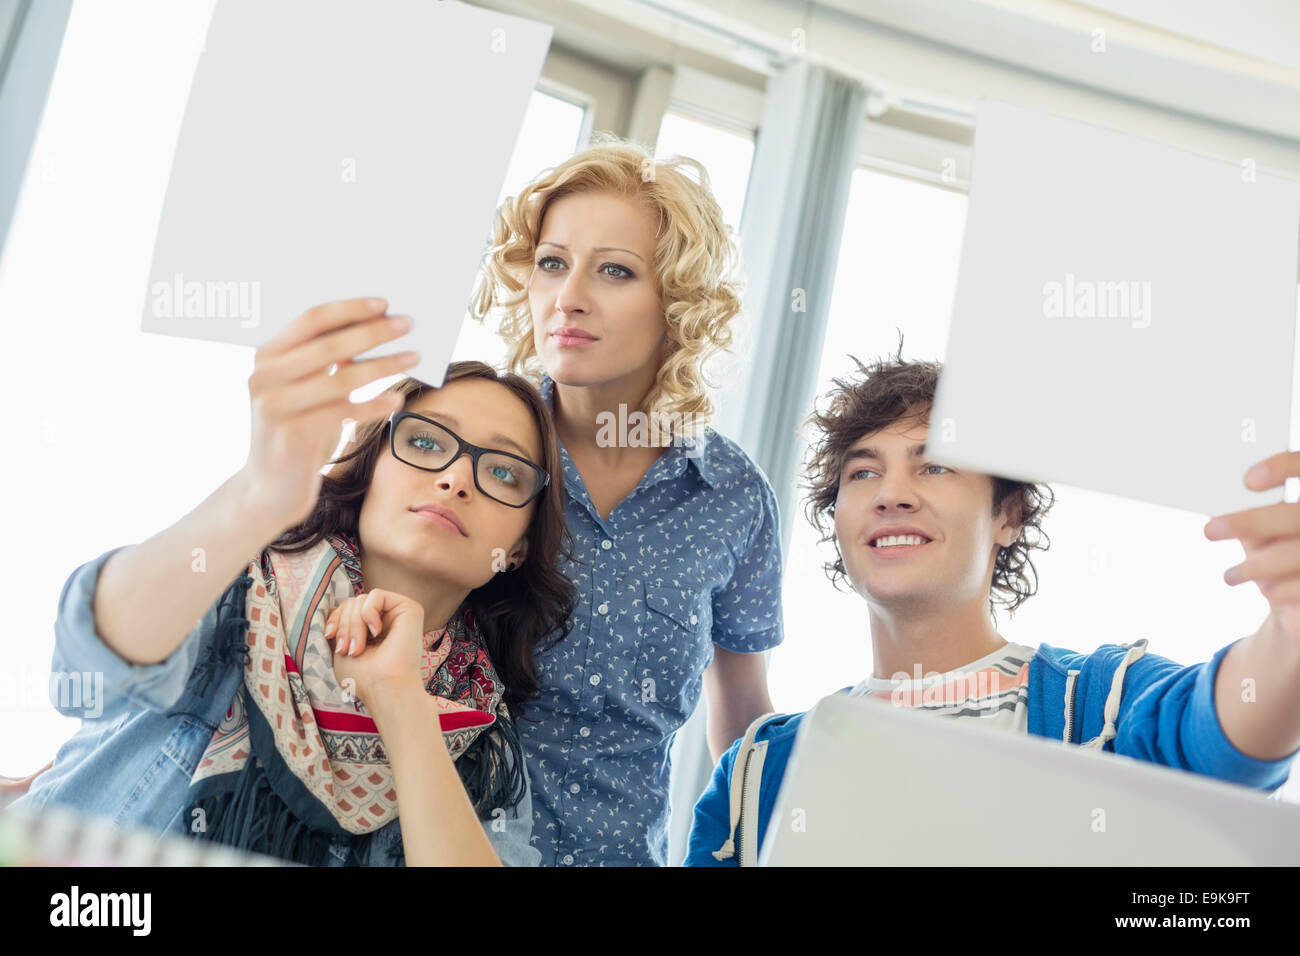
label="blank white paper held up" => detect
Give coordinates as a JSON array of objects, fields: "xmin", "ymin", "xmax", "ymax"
[
  {"xmin": 931, "ymin": 99, "xmax": 1300, "ymax": 516},
  {"xmin": 141, "ymin": 0, "xmax": 552, "ymax": 388}
]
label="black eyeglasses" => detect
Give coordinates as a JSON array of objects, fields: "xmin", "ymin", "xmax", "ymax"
[{"xmin": 387, "ymin": 411, "xmax": 549, "ymax": 508}]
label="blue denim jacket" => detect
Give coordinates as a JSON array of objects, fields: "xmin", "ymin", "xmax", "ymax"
[{"xmin": 12, "ymin": 546, "xmax": 541, "ymax": 866}]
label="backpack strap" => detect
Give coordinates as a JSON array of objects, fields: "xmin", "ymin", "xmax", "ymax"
[{"xmin": 711, "ymin": 710, "xmax": 780, "ymax": 863}]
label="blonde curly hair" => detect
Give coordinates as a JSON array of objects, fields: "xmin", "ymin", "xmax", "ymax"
[{"xmin": 469, "ymin": 132, "xmax": 746, "ymax": 430}]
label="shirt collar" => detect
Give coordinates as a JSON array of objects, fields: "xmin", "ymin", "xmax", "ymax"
[{"xmin": 539, "ymin": 374, "xmax": 716, "ymax": 490}]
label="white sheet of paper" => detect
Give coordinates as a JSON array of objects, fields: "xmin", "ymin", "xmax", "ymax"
[
  {"xmin": 140, "ymin": 0, "xmax": 552, "ymax": 388},
  {"xmin": 930, "ymin": 99, "xmax": 1300, "ymax": 516}
]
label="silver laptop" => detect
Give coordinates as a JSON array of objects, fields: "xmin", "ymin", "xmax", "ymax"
[{"xmin": 759, "ymin": 691, "xmax": 1300, "ymax": 865}]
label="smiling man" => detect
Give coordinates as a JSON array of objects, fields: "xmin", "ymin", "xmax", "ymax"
[{"xmin": 684, "ymin": 348, "xmax": 1300, "ymax": 866}]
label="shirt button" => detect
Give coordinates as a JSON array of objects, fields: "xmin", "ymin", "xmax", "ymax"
[
  {"xmin": 597, "ymin": 603, "xmax": 609, "ymax": 615},
  {"xmin": 690, "ymin": 613, "xmax": 698, "ymax": 625},
  {"xmin": 601, "ymin": 539, "xmax": 612, "ymax": 550},
  {"xmin": 569, "ymin": 783, "xmax": 581, "ymax": 794},
  {"xmin": 588, "ymin": 673, "xmax": 601, "ymax": 686},
  {"xmin": 562, "ymin": 854, "xmax": 574, "ymax": 865},
  {"xmin": 579, "ymin": 726, "xmax": 591, "ymax": 738}
]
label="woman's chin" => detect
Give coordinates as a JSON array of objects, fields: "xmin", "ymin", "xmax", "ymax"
[
  {"xmin": 393, "ymin": 535, "xmax": 469, "ymax": 574},
  {"xmin": 542, "ymin": 353, "xmax": 604, "ymax": 385}
]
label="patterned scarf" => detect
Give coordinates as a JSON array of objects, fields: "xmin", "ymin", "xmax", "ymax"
[{"xmin": 184, "ymin": 531, "xmax": 525, "ymax": 865}]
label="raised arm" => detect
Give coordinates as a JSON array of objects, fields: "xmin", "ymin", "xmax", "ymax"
[
  {"xmin": 1203, "ymin": 449, "xmax": 1300, "ymax": 762},
  {"xmin": 93, "ymin": 471, "xmax": 283, "ymax": 666},
  {"xmin": 94, "ymin": 297, "xmax": 417, "ymax": 666}
]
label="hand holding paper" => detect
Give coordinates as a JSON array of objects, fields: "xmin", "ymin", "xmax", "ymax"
[
  {"xmin": 242, "ymin": 297, "xmax": 415, "ymax": 529},
  {"xmin": 142, "ymin": 0, "xmax": 552, "ymax": 388},
  {"xmin": 1206, "ymin": 450, "xmax": 1300, "ymax": 641}
]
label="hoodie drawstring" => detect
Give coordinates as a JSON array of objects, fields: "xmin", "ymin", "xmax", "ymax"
[
  {"xmin": 1080, "ymin": 639, "xmax": 1149, "ymax": 751},
  {"xmin": 712, "ymin": 710, "xmax": 779, "ymax": 862}
]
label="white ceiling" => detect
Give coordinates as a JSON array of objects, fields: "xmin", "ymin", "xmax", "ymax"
[{"xmin": 1075, "ymin": 0, "xmax": 1300, "ymax": 71}]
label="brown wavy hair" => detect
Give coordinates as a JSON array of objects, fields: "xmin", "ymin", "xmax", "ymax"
[
  {"xmin": 268, "ymin": 361, "xmax": 577, "ymax": 717},
  {"xmin": 469, "ymin": 131, "xmax": 746, "ymax": 432},
  {"xmin": 801, "ymin": 336, "xmax": 1055, "ymax": 619}
]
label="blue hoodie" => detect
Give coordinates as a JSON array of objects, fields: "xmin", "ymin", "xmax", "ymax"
[{"xmin": 684, "ymin": 638, "xmax": 1299, "ymax": 866}]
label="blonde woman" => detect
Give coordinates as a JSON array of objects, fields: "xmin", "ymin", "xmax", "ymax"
[{"xmin": 471, "ymin": 134, "xmax": 783, "ymax": 866}]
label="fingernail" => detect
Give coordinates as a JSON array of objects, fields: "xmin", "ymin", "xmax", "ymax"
[
  {"xmin": 369, "ymin": 621, "xmax": 379, "ymax": 637},
  {"xmin": 335, "ymin": 636, "xmax": 344, "ymax": 653},
  {"xmin": 389, "ymin": 314, "xmax": 412, "ymax": 331},
  {"xmin": 1224, "ymin": 565, "xmax": 1242, "ymax": 585},
  {"xmin": 365, "ymin": 297, "xmax": 387, "ymax": 311},
  {"xmin": 1246, "ymin": 463, "xmax": 1269, "ymax": 486},
  {"xmin": 1204, "ymin": 517, "xmax": 1227, "ymax": 538}
]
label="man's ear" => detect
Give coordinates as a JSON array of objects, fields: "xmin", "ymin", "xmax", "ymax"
[{"xmin": 997, "ymin": 493, "xmax": 1025, "ymax": 549}]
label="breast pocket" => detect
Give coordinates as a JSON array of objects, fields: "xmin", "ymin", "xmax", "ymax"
[
  {"xmin": 121, "ymin": 714, "xmax": 214, "ymax": 830},
  {"xmin": 633, "ymin": 583, "xmax": 713, "ymax": 720}
]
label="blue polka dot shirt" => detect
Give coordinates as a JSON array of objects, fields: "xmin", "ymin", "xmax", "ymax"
[{"xmin": 518, "ymin": 375, "xmax": 785, "ymax": 866}]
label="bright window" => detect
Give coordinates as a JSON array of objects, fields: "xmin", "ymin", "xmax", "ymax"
[{"xmin": 655, "ymin": 110, "xmax": 755, "ymax": 234}]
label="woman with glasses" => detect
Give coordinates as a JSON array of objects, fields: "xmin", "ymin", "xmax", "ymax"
[
  {"xmin": 469, "ymin": 135, "xmax": 785, "ymax": 866},
  {"xmin": 13, "ymin": 297, "xmax": 575, "ymax": 865}
]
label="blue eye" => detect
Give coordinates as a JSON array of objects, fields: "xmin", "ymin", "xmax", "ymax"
[
  {"xmin": 848, "ymin": 465, "xmax": 950, "ymax": 481},
  {"xmin": 408, "ymin": 432, "xmax": 443, "ymax": 453},
  {"xmin": 535, "ymin": 256, "xmax": 634, "ymax": 280},
  {"xmin": 487, "ymin": 463, "xmax": 520, "ymax": 486}
]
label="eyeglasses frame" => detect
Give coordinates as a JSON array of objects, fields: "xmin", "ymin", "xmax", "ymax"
[{"xmin": 386, "ymin": 410, "xmax": 550, "ymax": 509}]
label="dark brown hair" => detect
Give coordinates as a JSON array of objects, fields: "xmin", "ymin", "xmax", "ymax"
[
  {"xmin": 801, "ymin": 335, "xmax": 1054, "ymax": 618},
  {"xmin": 269, "ymin": 360, "xmax": 577, "ymax": 717}
]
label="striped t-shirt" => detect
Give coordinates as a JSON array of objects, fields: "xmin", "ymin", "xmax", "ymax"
[{"xmin": 847, "ymin": 641, "xmax": 1038, "ymax": 733}]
